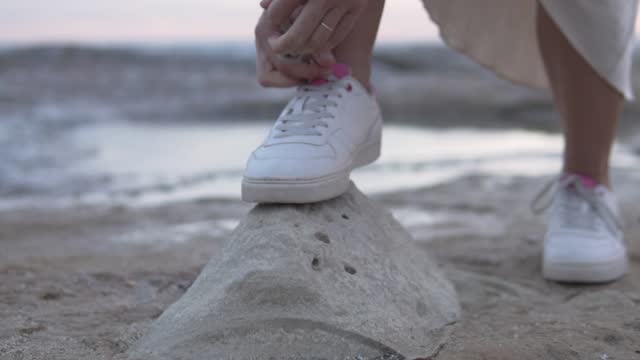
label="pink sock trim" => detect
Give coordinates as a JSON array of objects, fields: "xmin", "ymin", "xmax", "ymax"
[
  {"xmin": 563, "ymin": 173, "xmax": 600, "ymax": 189},
  {"xmin": 332, "ymin": 63, "xmax": 350, "ymax": 78}
]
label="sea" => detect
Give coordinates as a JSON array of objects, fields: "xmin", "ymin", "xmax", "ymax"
[{"xmin": 1, "ymin": 42, "xmax": 639, "ymax": 209}]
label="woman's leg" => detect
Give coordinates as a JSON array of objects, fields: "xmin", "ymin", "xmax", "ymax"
[
  {"xmin": 536, "ymin": 4, "xmax": 628, "ymax": 283},
  {"xmin": 332, "ymin": 0, "xmax": 386, "ymax": 91},
  {"xmin": 536, "ymin": 4, "xmax": 623, "ymax": 187},
  {"xmin": 335, "ymin": 2, "xmax": 623, "ymax": 184}
]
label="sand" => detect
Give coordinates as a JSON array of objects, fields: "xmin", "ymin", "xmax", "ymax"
[{"xmin": 1, "ymin": 171, "xmax": 639, "ymax": 360}]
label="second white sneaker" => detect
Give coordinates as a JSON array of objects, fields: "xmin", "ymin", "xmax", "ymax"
[
  {"xmin": 532, "ymin": 174, "xmax": 627, "ymax": 283},
  {"xmin": 242, "ymin": 64, "xmax": 383, "ymax": 203}
]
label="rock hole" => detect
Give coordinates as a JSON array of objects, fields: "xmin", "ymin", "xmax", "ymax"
[
  {"xmin": 311, "ymin": 257, "xmax": 321, "ymax": 271},
  {"xmin": 603, "ymin": 333, "xmax": 623, "ymax": 345},
  {"xmin": 341, "ymin": 214, "xmax": 349, "ymax": 220},
  {"xmin": 151, "ymin": 309, "xmax": 163, "ymax": 319},
  {"xmin": 19, "ymin": 324, "xmax": 46, "ymax": 336},
  {"xmin": 177, "ymin": 281, "xmax": 192, "ymax": 292},
  {"xmin": 40, "ymin": 292, "xmax": 61, "ymax": 301},
  {"xmin": 314, "ymin": 232, "xmax": 330, "ymax": 244},
  {"xmin": 344, "ymin": 264, "xmax": 356, "ymax": 275}
]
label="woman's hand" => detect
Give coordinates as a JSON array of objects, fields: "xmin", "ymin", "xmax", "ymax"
[
  {"xmin": 265, "ymin": 0, "xmax": 367, "ymax": 56},
  {"xmin": 255, "ymin": 1, "xmax": 339, "ymax": 87},
  {"xmin": 255, "ymin": 10, "xmax": 331, "ymax": 87}
]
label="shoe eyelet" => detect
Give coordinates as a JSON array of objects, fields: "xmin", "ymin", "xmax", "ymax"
[{"xmin": 346, "ymin": 84, "xmax": 353, "ymax": 92}]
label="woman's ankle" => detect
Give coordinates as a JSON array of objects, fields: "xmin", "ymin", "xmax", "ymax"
[
  {"xmin": 562, "ymin": 166, "xmax": 611, "ymax": 188},
  {"xmin": 333, "ymin": 51, "xmax": 373, "ymax": 93}
]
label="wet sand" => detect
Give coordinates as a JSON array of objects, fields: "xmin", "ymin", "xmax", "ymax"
[{"xmin": 1, "ymin": 170, "xmax": 639, "ymax": 360}]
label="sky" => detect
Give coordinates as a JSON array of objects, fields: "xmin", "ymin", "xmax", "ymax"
[
  {"xmin": 0, "ymin": 0, "xmax": 438, "ymax": 43},
  {"xmin": 1, "ymin": 1, "xmax": 639, "ymax": 44}
]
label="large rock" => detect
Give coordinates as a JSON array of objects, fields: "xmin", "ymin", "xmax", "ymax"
[{"xmin": 128, "ymin": 183, "xmax": 460, "ymax": 359}]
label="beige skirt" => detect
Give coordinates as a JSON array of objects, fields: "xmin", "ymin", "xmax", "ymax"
[{"xmin": 422, "ymin": 0, "xmax": 638, "ymax": 99}]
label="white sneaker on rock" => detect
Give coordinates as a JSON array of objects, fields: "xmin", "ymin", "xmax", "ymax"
[
  {"xmin": 242, "ymin": 64, "xmax": 383, "ymax": 204},
  {"xmin": 532, "ymin": 174, "xmax": 627, "ymax": 283}
]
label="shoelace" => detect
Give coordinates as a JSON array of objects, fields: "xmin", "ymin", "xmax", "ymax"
[
  {"xmin": 274, "ymin": 82, "xmax": 345, "ymax": 138},
  {"xmin": 530, "ymin": 175, "xmax": 623, "ymax": 236}
]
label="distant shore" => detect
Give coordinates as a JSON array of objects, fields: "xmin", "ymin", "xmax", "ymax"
[{"xmin": 1, "ymin": 43, "xmax": 639, "ymax": 126}]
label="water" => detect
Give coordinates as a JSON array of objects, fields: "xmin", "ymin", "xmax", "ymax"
[
  {"xmin": 2, "ymin": 120, "xmax": 637, "ymax": 209},
  {"xmin": 1, "ymin": 44, "xmax": 639, "ymax": 209}
]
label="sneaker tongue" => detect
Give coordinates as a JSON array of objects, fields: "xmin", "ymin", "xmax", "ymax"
[{"xmin": 310, "ymin": 63, "xmax": 351, "ymax": 85}]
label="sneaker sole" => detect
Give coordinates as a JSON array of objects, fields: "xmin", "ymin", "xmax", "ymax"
[
  {"xmin": 543, "ymin": 256, "xmax": 628, "ymax": 283},
  {"xmin": 242, "ymin": 136, "xmax": 381, "ymax": 204}
]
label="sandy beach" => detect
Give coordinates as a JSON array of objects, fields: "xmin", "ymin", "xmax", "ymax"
[
  {"xmin": 1, "ymin": 170, "xmax": 639, "ymax": 359},
  {"xmin": 1, "ymin": 44, "xmax": 640, "ymax": 359}
]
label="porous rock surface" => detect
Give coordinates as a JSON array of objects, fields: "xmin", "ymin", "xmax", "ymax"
[{"xmin": 128, "ymin": 183, "xmax": 460, "ymax": 360}]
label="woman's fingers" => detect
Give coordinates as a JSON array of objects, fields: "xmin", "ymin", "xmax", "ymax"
[
  {"xmin": 259, "ymin": 56, "xmax": 327, "ymax": 87},
  {"xmin": 260, "ymin": 68, "xmax": 302, "ymax": 87},
  {"xmin": 256, "ymin": 10, "xmax": 329, "ymax": 87},
  {"xmin": 268, "ymin": 1, "xmax": 330, "ymax": 55},
  {"xmin": 255, "ymin": 12, "xmax": 301, "ymax": 87},
  {"xmin": 266, "ymin": 0, "xmax": 306, "ymax": 30},
  {"xmin": 305, "ymin": 7, "xmax": 347, "ymax": 54},
  {"xmin": 266, "ymin": 0, "xmax": 367, "ymax": 55},
  {"xmin": 259, "ymin": 0, "xmax": 273, "ymax": 10},
  {"xmin": 313, "ymin": 51, "xmax": 337, "ymax": 68},
  {"xmin": 257, "ymin": 47, "xmax": 300, "ymax": 87},
  {"xmin": 263, "ymin": 33, "xmax": 327, "ymax": 81},
  {"xmin": 272, "ymin": 56, "xmax": 329, "ymax": 80},
  {"xmin": 255, "ymin": 3, "xmax": 338, "ymax": 88},
  {"xmin": 327, "ymin": 9, "xmax": 363, "ymax": 49}
]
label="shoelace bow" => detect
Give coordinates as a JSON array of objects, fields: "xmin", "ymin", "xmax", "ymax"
[
  {"xmin": 274, "ymin": 82, "xmax": 346, "ymax": 138},
  {"xmin": 530, "ymin": 175, "xmax": 623, "ymax": 236}
]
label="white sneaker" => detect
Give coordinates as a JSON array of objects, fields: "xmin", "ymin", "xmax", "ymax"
[
  {"xmin": 532, "ymin": 174, "xmax": 627, "ymax": 283},
  {"xmin": 242, "ymin": 64, "xmax": 383, "ymax": 203}
]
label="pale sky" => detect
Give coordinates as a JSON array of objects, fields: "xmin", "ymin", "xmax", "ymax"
[
  {"xmin": 0, "ymin": 0, "xmax": 442, "ymax": 43},
  {"xmin": 1, "ymin": 1, "xmax": 639, "ymax": 44}
]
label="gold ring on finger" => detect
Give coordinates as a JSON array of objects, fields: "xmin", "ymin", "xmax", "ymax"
[{"xmin": 320, "ymin": 22, "xmax": 334, "ymax": 32}]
